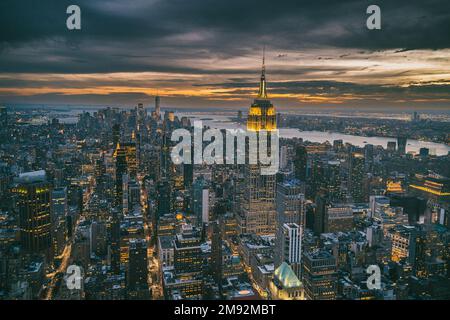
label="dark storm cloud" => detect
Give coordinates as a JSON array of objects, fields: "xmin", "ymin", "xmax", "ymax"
[
  {"xmin": 0, "ymin": 0, "xmax": 449, "ymax": 108},
  {"xmin": 195, "ymin": 80, "xmax": 450, "ymax": 100},
  {"xmin": 1, "ymin": 0, "xmax": 449, "ymax": 74}
]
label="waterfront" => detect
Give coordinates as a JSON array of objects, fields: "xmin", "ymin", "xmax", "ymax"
[
  {"xmin": 183, "ymin": 114, "xmax": 450, "ymax": 156},
  {"xmin": 14, "ymin": 108, "xmax": 450, "ymax": 156}
]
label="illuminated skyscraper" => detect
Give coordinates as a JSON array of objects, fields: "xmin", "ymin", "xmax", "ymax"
[
  {"xmin": 246, "ymin": 49, "xmax": 276, "ymax": 132},
  {"xmin": 239, "ymin": 51, "xmax": 277, "ymax": 235},
  {"xmin": 12, "ymin": 171, "xmax": 52, "ymax": 254},
  {"xmin": 122, "ymin": 142, "xmax": 138, "ymax": 179},
  {"xmin": 114, "ymin": 143, "xmax": 128, "ymax": 208}
]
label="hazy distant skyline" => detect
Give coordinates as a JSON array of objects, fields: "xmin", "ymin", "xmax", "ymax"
[{"xmin": 1, "ymin": 0, "xmax": 449, "ymax": 110}]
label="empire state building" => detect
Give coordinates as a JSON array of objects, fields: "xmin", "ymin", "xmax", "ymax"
[
  {"xmin": 238, "ymin": 52, "xmax": 277, "ymax": 235},
  {"xmin": 247, "ymin": 51, "xmax": 276, "ymax": 132}
]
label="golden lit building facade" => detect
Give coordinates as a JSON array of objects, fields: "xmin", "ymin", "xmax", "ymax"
[
  {"xmin": 247, "ymin": 52, "xmax": 276, "ymax": 132},
  {"xmin": 12, "ymin": 171, "xmax": 52, "ymax": 254}
]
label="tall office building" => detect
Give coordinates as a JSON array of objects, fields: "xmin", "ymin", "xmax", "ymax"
[
  {"xmin": 112, "ymin": 124, "xmax": 121, "ymax": 146},
  {"xmin": 280, "ymin": 145, "xmax": 289, "ymax": 170},
  {"xmin": 51, "ymin": 187, "xmax": 68, "ymax": 257},
  {"xmin": 183, "ymin": 163, "xmax": 194, "ymax": 189},
  {"xmin": 314, "ymin": 193, "xmax": 328, "ymax": 235},
  {"xmin": 51, "ymin": 187, "xmax": 67, "ymax": 217},
  {"xmin": 109, "ymin": 208, "xmax": 121, "ymax": 274},
  {"xmin": 349, "ymin": 152, "xmax": 366, "ymax": 202},
  {"xmin": 94, "ymin": 157, "xmax": 106, "ymax": 196},
  {"xmin": 114, "ymin": 143, "xmax": 128, "ymax": 208},
  {"xmin": 239, "ymin": 52, "xmax": 277, "ymax": 235},
  {"xmin": 90, "ymin": 221, "xmax": 107, "ymax": 257},
  {"xmin": 323, "ymin": 160, "xmax": 343, "ymax": 201},
  {"xmin": 397, "ymin": 136, "xmax": 407, "ymax": 155},
  {"xmin": 122, "ymin": 142, "xmax": 138, "ymax": 179},
  {"xmin": 276, "ymin": 180, "xmax": 306, "ymax": 228},
  {"xmin": 210, "ymin": 221, "xmax": 223, "ymax": 288},
  {"xmin": 12, "ymin": 171, "xmax": 52, "ymax": 254},
  {"xmin": 156, "ymin": 180, "xmax": 171, "ymax": 218},
  {"xmin": 280, "ymin": 223, "xmax": 302, "ymax": 277},
  {"xmin": 174, "ymin": 226, "xmax": 203, "ymax": 274},
  {"xmin": 246, "ymin": 50, "xmax": 276, "ymax": 131},
  {"xmin": 275, "ymin": 180, "xmax": 305, "ymax": 268},
  {"xmin": 127, "ymin": 239, "xmax": 148, "ymax": 294},
  {"xmin": 389, "ymin": 225, "xmax": 419, "ymax": 264},
  {"xmin": 293, "ymin": 145, "xmax": 307, "ymax": 181},
  {"xmin": 192, "ymin": 176, "xmax": 209, "ymax": 226},
  {"xmin": 302, "ymin": 250, "xmax": 338, "ymax": 300}
]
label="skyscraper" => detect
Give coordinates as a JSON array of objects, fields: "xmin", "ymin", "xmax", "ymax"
[
  {"xmin": 302, "ymin": 250, "xmax": 337, "ymax": 300},
  {"xmin": 246, "ymin": 50, "xmax": 276, "ymax": 132},
  {"xmin": 51, "ymin": 187, "xmax": 68, "ymax": 257},
  {"xmin": 12, "ymin": 171, "xmax": 52, "ymax": 254},
  {"xmin": 114, "ymin": 143, "xmax": 128, "ymax": 208},
  {"xmin": 127, "ymin": 238, "xmax": 148, "ymax": 297},
  {"xmin": 210, "ymin": 221, "xmax": 223, "ymax": 290},
  {"xmin": 157, "ymin": 180, "xmax": 171, "ymax": 217},
  {"xmin": 314, "ymin": 193, "xmax": 328, "ymax": 236},
  {"xmin": 192, "ymin": 176, "xmax": 209, "ymax": 227},
  {"xmin": 275, "ymin": 179, "xmax": 305, "ymax": 269},
  {"xmin": 122, "ymin": 142, "xmax": 138, "ymax": 179},
  {"xmin": 239, "ymin": 51, "xmax": 277, "ymax": 235},
  {"xmin": 349, "ymin": 152, "xmax": 366, "ymax": 203},
  {"xmin": 293, "ymin": 145, "xmax": 307, "ymax": 181},
  {"xmin": 174, "ymin": 226, "xmax": 203, "ymax": 274},
  {"xmin": 109, "ymin": 208, "xmax": 121, "ymax": 274},
  {"xmin": 112, "ymin": 124, "xmax": 121, "ymax": 146},
  {"xmin": 280, "ymin": 223, "xmax": 302, "ymax": 277},
  {"xmin": 397, "ymin": 136, "xmax": 407, "ymax": 155}
]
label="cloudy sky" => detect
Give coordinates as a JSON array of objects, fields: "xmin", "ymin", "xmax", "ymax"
[{"xmin": 0, "ymin": 0, "xmax": 449, "ymax": 111}]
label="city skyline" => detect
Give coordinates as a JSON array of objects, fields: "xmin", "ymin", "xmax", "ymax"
[
  {"xmin": 0, "ymin": 0, "xmax": 449, "ymax": 304},
  {"xmin": 1, "ymin": 1, "xmax": 450, "ymax": 110}
]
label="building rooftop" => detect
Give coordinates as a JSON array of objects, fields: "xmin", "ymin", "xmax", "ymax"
[
  {"xmin": 16, "ymin": 170, "xmax": 46, "ymax": 183},
  {"xmin": 273, "ymin": 262, "xmax": 302, "ymax": 289}
]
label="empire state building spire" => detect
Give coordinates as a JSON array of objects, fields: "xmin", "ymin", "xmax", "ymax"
[
  {"xmin": 257, "ymin": 47, "xmax": 268, "ymax": 99},
  {"xmin": 247, "ymin": 48, "xmax": 276, "ymax": 132}
]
